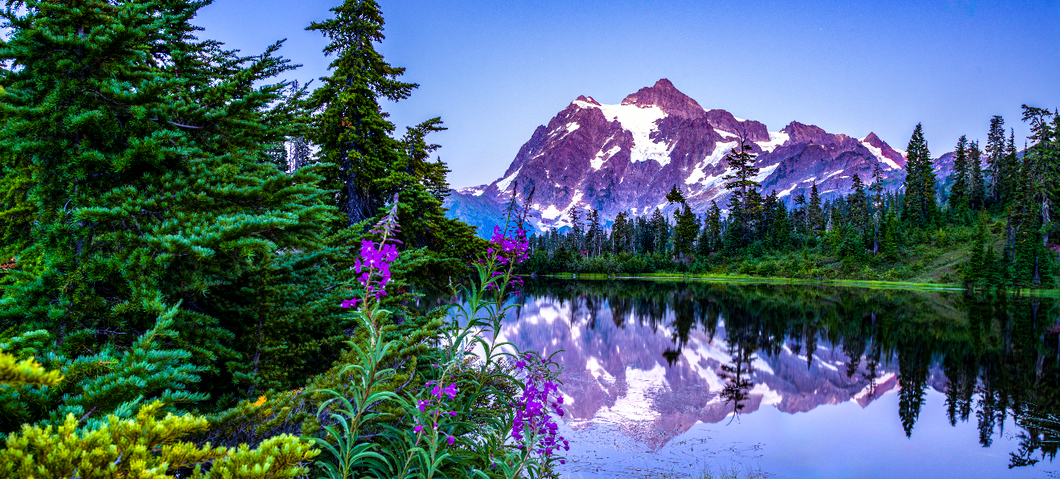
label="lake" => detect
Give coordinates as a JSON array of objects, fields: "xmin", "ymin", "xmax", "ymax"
[{"xmin": 490, "ymin": 279, "xmax": 1060, "ymax": 478}]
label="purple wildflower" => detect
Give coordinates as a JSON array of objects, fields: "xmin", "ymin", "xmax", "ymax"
[{"xmin": 511, "ymin": 353, "xmax": 571, "ymax": 466}]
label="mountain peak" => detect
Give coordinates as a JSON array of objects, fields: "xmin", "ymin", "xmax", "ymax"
[
  {"xmin": 782, "ymin": 121, "xmax": 832, "ymax": 144},
  {"xmin": 620, "ymin": 78, "xmax": 705, "ymax": 119},
  {"xmin": 863, "ymin": 132, "xmax": 884, "ymax": 146},
  {"xmin": 574, "ymin": 95, "xmax": 601, "ymax": 106}
]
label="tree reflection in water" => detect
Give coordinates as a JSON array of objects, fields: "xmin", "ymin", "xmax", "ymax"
[{"xmin": 509, "ymin": 279, "xmax": 1060, "ymax": 468}]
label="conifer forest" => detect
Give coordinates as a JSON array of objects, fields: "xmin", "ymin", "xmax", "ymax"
[{"xmin": 0, "ymin": 0, "xmax": 1057, "ymax": 478}]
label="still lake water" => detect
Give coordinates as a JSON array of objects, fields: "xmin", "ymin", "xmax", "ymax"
[{"xmin": 490, "ymin": 279, "xmax": 1060, "ymax": 478}]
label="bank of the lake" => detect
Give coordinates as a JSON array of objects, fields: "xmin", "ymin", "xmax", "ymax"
[{"xmin": 540, "ymin": 272, "xmax": 1060, "ymax": 297}]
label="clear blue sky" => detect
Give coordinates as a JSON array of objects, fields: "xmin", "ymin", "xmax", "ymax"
[{"xmin": 195, "ymin": 0, "xmax": 1060, "ymax": 189}]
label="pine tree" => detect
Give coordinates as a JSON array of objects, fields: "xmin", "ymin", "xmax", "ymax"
[
  {"xmin": 722, "ymin": 141, "xmax": 761, "ymax": 249},
  {"xmin": 649, "ymin": 208, "xmax": 669, "ymax": 255},
  {"xmin": 566, "ymin": 205, "xmax": 584, "ymax": 252},
  {"xmin": 791, "ymin": 193, "xmax": 808, "ymax": 239},
  {"xmin": 0, "ymin": 0, "xmax": 352, "ymax": 426},
  {"xmin": 674, "ymin": 205, "xmax": 699, "ymax": 259},
  {"xmin": 901, "ymin": 123, "xmax": 939, "ymax": 228},
  {"xmin": 869, "ymin": 164, "xmax": 886, "ymax": 253},
  {"xmin": 969, "ymin": 141, "xmax": 987, "ymax": 211},
  {"xmin": 612, "ymin": 211, "xmax": 632, "ymax": 254},
  {"xmin": 698, "ymin": 201, "xmax": 723, "ymax": 255},
  {"xmin": 808, "ymin": 182, "xmax": 824, "ymax": 235},
  {"xmin": 763, "ymin": 190, "xmax": 791, "ymax": 249},
  {"xmin": 870, "ymin": 163, "xmax": 886, "ymax": 214},
  {"xmin": 950, "ymin": 135, "xmax": 970, "ymax": 210},
  {"xmin": 986, "ymin": 115, "xmax": 1007, "ymax": 205},
  {"xmin": 666, "ymin": 185, "xmax": 698, "ymax": 259},
  {"xmin": 1003, "ymin": 129, "xmax": 1021, "ymax": 204},
  {"xmin": 848, "ymin": 173, "xmax": 870, "ymax": 232},
  {"xmin": 585, "ymin": 208, "xmax": 603, "ymax": 256},
  {"xmin": 308, "ymin": 0, "xmax": 416, "ymax": 228},
  {"xmin": 1022, "ymin": 105, "xmax": 1059, "ymax": 245}
]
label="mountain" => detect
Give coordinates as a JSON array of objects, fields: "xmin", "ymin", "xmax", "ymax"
[{"xmin": 446, "ymin": 79, "xmax": 912, "ymax": 235}]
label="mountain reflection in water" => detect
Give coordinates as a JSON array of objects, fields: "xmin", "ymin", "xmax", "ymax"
[{"xmin": 492, "ymin": 279, "xmax": 1060, "ymax": 477}]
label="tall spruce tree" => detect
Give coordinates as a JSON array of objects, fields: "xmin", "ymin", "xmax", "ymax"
[
  {"xmin": 901, "ymin": 123, "xmax": 938, "ymax": 228},
  {"xmin": 611, "ymin": 211, "xmax": 632, "ymax": 254},
  {"xmin": 666, "ymin": 185, "xmax": 698, "ymax": 258},
  {"xmin": 969, "ymin": 140, "xmax": 987, "ymax": 211},
  {"xmin": 308, "ymin": 0, "xmax": 415, "ymax": 228},
  {"xmin": 808, "ymin": 182, "xmax": 824, "ymax": 235},
  {"xmin": 722, "ymin": 141, "xmax": 760, "ymax": 249},
  {"xmin": 869, "ymin": 164, "xmax": 886, "ymax": 253},
  {"xmin": 0, "ymin": 0, "xmax": 351, "ymax": 428},
  {"xmin": 986, "ymin": 115, "xmax": 1007, "ymax": 205},
  {"xmin": 698, "ymin": 201, "xmax": 723, "ymax": 255},
  {"xmin": 950, "ymin": 135, "xmax": 970, "ymax": 210},
  {"xmin": 848, "ymin": 173, "xmax": 870, "ymax": 232},
  {"xmin": 1022, "ymin": 105, "xmax": 1059, "ymax": 245}
]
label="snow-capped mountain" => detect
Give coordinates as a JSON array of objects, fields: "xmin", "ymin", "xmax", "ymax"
[{"xmin": 446, "ymin": 79, "xmax": 909, "ymax": 234}]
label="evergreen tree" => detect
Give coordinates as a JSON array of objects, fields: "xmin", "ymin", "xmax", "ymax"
[
  {"xmin": 791, "ymin": 193, "xmax": 808, "ymax": 239},
  {"xmin": 950, "ymin": 135, "xmax": 970, "ymax": 210},
  {"xmin": 308, "ymin": 0, "xmax": 416, "ymax": 228},
  {"xmin": 307, "ymin": 0, "xmax": 482, "ymax": 286},
  {"xmin": 1003, "ymin": 129, "xmax": 1020, "ymax": 205},
  {"xmin": 0, "ymin": 0, "xmax": 351, "ymax": 426},
  {"xmin": 1022, "ymin": 105, "xmax": 1059, "ymax": 245},
  {"xmin": 1008, "ymin": 151, "xmax": 1045, "ymax": 288},
  {"xmin": 585, "ymin": 208, "xmax": 603, "ymax": 256},
  {"xmin": 666, "ymin": 185, "xmax": 698, "ymax": 259},
  {"xmin": 697, "ymin": 201, "xmax": 723, "ymax": 255},
  {"xmin": 808, "ymin": 182, "xmax": 824, "ymax": 235},
  {"xmin": 674, "ymin": 205, "xmax": 699, "ymax": 259},
  {"xmin": 869, "ymin": 165, "xmax": 886, "ymax": 253},
  {"xmin": 763, "ymin": 190, "xmax": 791, "ymax": 249},
  {"xmin": 901, "ymin": 123, "xmax": 939, "ymax": 228},
  {"xmin": 566, "ymin": 205, "xmax": 584, "ymax": 252},
  {"xmin": 969, "ymin": 141, "xmax": 987, "ymax": 211},
  {"xmin": 848, "ymin": 173, "xmax": 870, "ymax": 232},
  {"xmin": 986, "ymin": 115, "xmax": 1007, "ymax": 205},
  {"xmin": 870, "ymin": 163, "xmax": 886, "ymax": 215},
  {"xmin": 612, "ymin": 211, "xmax": 632, "ymax": 254},
  {"xmin": 649, "ymin": 208, "xmax": 669, "ymax": 255},
  {"xmin": 722, "ymin": 141, "xmax": 761, "ymax": 249}
]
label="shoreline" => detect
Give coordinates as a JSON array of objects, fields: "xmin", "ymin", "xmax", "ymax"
[{"xmin": 535, "ymin": 272, "xmax": 1060, "ymax": 297}]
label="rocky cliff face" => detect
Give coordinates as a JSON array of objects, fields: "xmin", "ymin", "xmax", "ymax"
[{"xmin": 447, "ymin": 79, "xmax": 917, "ymax": 234}]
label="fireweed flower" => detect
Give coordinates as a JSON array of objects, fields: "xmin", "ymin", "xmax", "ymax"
[
  {"xmin": 342, "ymin": 237, "xmax": 399, "ymax": 305},
  {"xmin": 412, "ymin": 379, "xmax": 462, "ymax": 450},
  {"xmin": 511, "ymin": 353, "xmax": 570, "ymax": 464},
  {"xmin": 485, "ymin": 225, "xmax": 530, "ymax": 291}
]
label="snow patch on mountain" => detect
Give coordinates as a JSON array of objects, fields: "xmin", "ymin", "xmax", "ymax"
[
  {"xmin": 568, "ymin": 189, "xmax": 585, "ymax": 210},
  {"xmin": 685, "ymin": 141, "xmax": 738, "ymax": 185},
  {"xmin": 752, "ymin": 163, "xmax": 780, "ymax": 184},
  {"xmin": 591, "ymin": 145, "xmax": 622, "ymax": 171},
  {"xmin": 575, "ymin": 100, "xmax": 674, "ymax": 166},
  {"xmin": 495, "ymin": 168, "xmax": 520, "ymax": 193},
  {"xmin": 757, "ymin": 131, "xmax": 790, "ymax": 153},
  {"xmin": 541, "ymin": 204, "xmax": 563, "ymax": 220},
  {"xmin": 861, "ymin": 141, "xmax": 901, "ymax": 170}
]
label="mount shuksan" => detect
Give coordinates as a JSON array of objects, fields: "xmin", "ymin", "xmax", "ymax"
[{"xmin": 445, "ymin": 79, "xmax": 911, "ymax": 235}]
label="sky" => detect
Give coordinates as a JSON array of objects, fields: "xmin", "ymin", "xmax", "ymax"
[{"xmin": 195, "ymin": 0, "xmax": 1060, "ymax": 189}]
